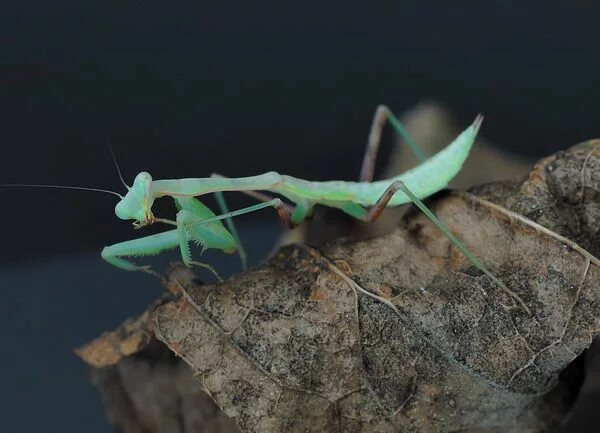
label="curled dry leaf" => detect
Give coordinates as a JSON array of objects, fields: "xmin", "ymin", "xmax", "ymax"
[
  {"xmin": 76, "ymin": 298, "xmax": 162, "ymax": 368},
  {"xmin": 76, "ymin": 271, "xmax": 242, "ymax": 433},
  {"xmin": 79, "ymin": 141, "xmax": 600, "ymax": 433},
  {"xmin": 472, "ymin": 139, "xmax": 600, "ymax": 258}
]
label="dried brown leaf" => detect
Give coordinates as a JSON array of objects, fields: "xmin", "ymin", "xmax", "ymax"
[
  {"xmin": 81, "ymin": 140, "xmax": 600, "ymax": 433},
  {"xmin": 154, "ymin": 177, "xmax": 600, "ymax": 431}
]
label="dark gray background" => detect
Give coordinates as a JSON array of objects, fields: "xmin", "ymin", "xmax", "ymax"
[{"xmin": 1, "ymin": 2, "xmax": 600, "ymax": 432}]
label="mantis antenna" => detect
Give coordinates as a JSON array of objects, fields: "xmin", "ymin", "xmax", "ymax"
[
  {"xmin": 2, "ymin": 139, "xmax": 130, "ymax": 198},
  {"xmin": 106, "ymin": 138, "xmax": 130, "ymax": 189},
  {"xmin": 0, "ymin": 183, "xmax": 124, "ymax": 199}
]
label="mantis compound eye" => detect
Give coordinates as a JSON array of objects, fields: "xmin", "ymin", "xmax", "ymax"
[{"xmin": 132, "ymin": 171, "xmax": 153, "ymax": 191}]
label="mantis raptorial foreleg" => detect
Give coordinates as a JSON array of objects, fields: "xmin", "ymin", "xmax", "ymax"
[
  {"xmin": 360, "ymin": 105, "xmax": 427, "ymax": 182},
  {"xmin": 102, "ymin": 196, "xmax": 238, "ymax": 280},
  {"xmin": 102, "ymin": 230, "xmax": 180, "ymax": 272},
  {"xmin": 101, "ymin": 228, "xmax": 221, "ymax": 280}
]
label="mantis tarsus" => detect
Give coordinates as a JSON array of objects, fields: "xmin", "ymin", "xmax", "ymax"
[{"xmin": 3, "ymin": 105, "xmax": 530, "ymax": 313}]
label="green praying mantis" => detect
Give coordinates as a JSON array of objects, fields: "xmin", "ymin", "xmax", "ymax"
[{"xmin": 3, "ymin": 105, "xmax": 529, "ymax": 312}]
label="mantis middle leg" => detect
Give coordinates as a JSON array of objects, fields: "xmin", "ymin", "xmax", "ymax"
[
  {"xmin": 213, "ymin": 190, "xmax": 248, "ymax": 270},
  {"xmin": 183, "ymin": 198, "xmax": 299, "ymax": 230},
  {"xmin": 210, "ymin": 172, "xmax": 298, "ymax": 270},
  {"xmin": 211, "ymin": 172, "xmax": 315, "ymax": 225}
]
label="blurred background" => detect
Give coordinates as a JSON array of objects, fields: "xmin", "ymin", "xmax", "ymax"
[{"xmin": 1, "ymin": 2, "xmax": 600, "ymax": 432}]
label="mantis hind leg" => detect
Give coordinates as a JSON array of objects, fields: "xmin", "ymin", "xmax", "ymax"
[
  {"xmin": 360, "ymin": 105, "xmax": 427, "ymax": 182},
  {"xmin": 341, "ymin": 181, "xmax": 530, "ymax": 314}
]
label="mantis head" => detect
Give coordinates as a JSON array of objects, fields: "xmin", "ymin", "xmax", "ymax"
[{"xmin": 115, "ymin": 171, "xmax": 156, "ymax": 227}]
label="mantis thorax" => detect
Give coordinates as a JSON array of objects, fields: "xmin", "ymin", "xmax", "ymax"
[{"xmin": 115, "ymin": 171, "xmax": 156, "ymax": 226}]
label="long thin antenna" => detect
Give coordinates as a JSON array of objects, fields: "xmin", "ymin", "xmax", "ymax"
[
  {"xmin": 0, "ymin": 183, "xmax": 123, "ymax": 199},
  {"xmin": 106, "ymin": 138, "xmax": 129, "ymax": 189}
]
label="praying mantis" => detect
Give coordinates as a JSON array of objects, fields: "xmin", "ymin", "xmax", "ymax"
[
  {"xmin": 102, "ymin": 106, "xmax": 509, "ymax": 295},
  {"xmin": 4, "ymin": 105, "xmax": 528, "ymax": 311}
]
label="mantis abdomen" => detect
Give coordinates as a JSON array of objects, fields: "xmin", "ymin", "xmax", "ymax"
[{"xmin": 274, "ymin": 114, "xmax": 481, "ymax": 207}]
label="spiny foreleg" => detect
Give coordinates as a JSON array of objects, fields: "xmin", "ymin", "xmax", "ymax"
[{"xmin": 101, "ymin": 229, "xmax": 222, "ymax": 281}]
